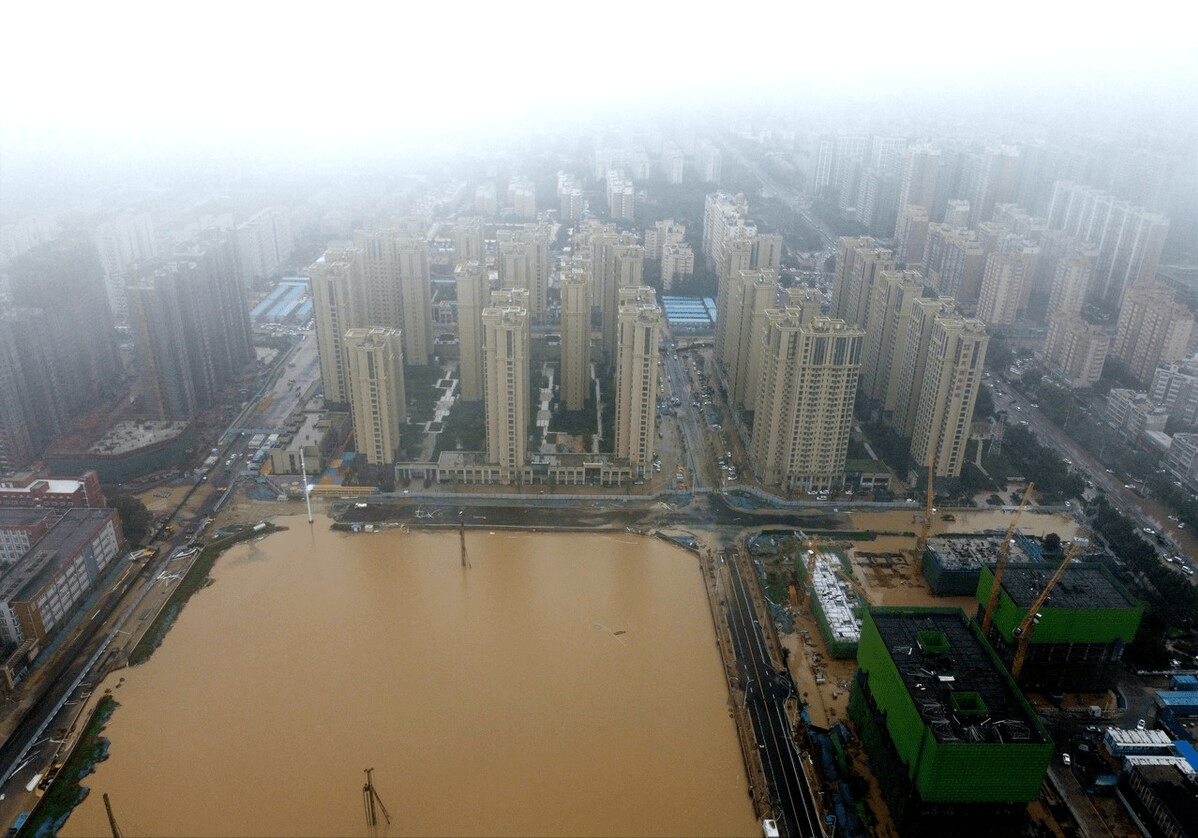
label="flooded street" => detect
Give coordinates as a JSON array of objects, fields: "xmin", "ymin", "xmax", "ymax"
[{"xmin": 61, "ymin": 518, "xmax": 757, "ymax": 837}]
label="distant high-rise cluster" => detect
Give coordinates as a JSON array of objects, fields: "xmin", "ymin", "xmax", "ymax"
[{"xmin": 0, "ymin": 235, "xmax": 122, "ymax": 470}]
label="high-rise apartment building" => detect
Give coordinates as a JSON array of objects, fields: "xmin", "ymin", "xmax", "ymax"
[
  {"xmin": 310, "ymin": 245, "xmax": 361, "ymax": 405},
  {"xmin": 454, "ymin": 260, "xmax": 488, "ymax": 402},
  {"xmin": 606, "ymin": 171, "xmax": 635, "ymax": 220},
  {"xmin": 452, "ymin": 218, "xmax": 486, "ymax": 263},
  {"xmin": 496, "ymin": 224, "xmax": 553, "ymax": 318},
  {"xmin": 0, "ymin": 310, "xmax": 62, "ymax": 471},
  {"xmin": 1150, "ymin": 357, "xmax": 1198, "ymax": 427},
  {"xmin": 615, "ymin": 287, "xmax": 661, "ymax": 477},
  {"xmin": 482, "ymin": 289, "xmax": 529, "ymax": 485},
  {"xmin": 94, "ymin": 211, "xmax": 157, "ymax": 328},
  {"xmin": 236, "ymin": 207, "xmax": 293, "ymax": 281},
  {"xmin": 894, "ymin": 144, "xmax": 940, "ymax": 226},
  {"xmin": 892, "ymin": 296, "xmax": 958, "ymax": 438},
  {"xmin": 894, "ymin": 204, "xmax": 930, "ymax": 267},
  {"xmin": 977, "ymin": 251, "xmax": 1034, "ymax": 326},
  {"xmin": 860, "ymin": 270, "xmax": 928, "ymax": 413},
  {"xmin": 924, "ymin": 226, "xmax": 985, "ymax": 306},
  {"xmin": 717, "ymin": 269, "xmax": 779, "ymax": 410},
  {"xmin": 1112, "ymin": 281, "xmax": 1196, "ymax": 385},
  {"xmin": 964, "ymin": 146, "xmax": 1022, "ymax": 227},
  {"xmin": 354, "ymin": 229, "xmax": 433, "ymax": 366},
  {"xmin": 557, "ymin": 174, "xmax": 584, "ymax": 222},
  {"xmin": 910, "ymin": 316, "xmax": 989, "ymax": 480},
  {"xmin": 1046, "ymin": 182, "xmax": 1170, "ymax": 309},
  {"xmin": 126, "ymin": 234, "xmax": 253, "ymax": 419},
  {"xmin": 749, "ymin": 306, "xmax": 863, "ymax": 493},
  {"xmin": 831, "ymin": 236, "xmax": 894, "ymax": 329},
  {"xmin": 508, "ymin": 176, "xmax": 536, "ymax": 219},
  {"xmin": 559, "ymin": 259, "xmax": 592, "ymax": 412},
  {"xmin": 344, "ymin": 328, "xmax": 406, "ymax": 467},
  {"xmin": 4, "ymin": 234, "xmax": 122, "ymax": 422},
  {"xmin": 1043, "ymin": 317, "xmax": 1110, "ymax": 389}
]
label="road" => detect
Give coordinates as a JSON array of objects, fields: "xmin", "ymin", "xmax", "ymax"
[{"xmin": 721, "ymin": 546, "xmax": 823, "ymax": 838}]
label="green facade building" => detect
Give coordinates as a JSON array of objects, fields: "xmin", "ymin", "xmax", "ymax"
[
  {"xmin": 975, "ymin": 562, "xmax": 1143, "ymax": 693},
  {"xmin": 850, "ymin": 607, "xmax": 1053, "ymax": 828}
]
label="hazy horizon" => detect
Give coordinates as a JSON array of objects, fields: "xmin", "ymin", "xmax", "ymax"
[{"xmin": 3, "ymin": 0, "xmax": 1195, "ymax": 209}]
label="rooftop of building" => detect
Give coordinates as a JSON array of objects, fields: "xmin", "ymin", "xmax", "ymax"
[
  {"xmin": 0, "ymin": 508, "xmax": 116, "ymax": 602},
  {"xmin": 1001, "ymin": 563, "xmax": 1138, "ymax": 611},
  {"xmin": 0, "ymin": 508, "xmax": 58, "ymax": 528},
  {"xmin": 871, "ymin": 607, "xmax": 1047, "ymax": 745},
  {"xmin": 0, "ymin": 476, "xmax": 86, "ymax": 496},
  {"xmin": 87, "ymin": 420, "xmax": 191, "ymax": 456}
]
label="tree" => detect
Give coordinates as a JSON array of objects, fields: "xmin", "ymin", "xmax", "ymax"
[{"xmin": 111, "ymin": 495, "xmax": 153, "ymax": 546}]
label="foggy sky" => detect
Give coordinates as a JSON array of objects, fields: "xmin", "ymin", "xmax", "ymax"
[{"xmin": 2, "ymin": 0, "xmax": 1196, "ymax": 202}]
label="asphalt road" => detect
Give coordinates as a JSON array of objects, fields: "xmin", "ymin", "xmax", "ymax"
[{"xmin": 722, "ymin": 546, "xmax": 823, "ymax": 838}]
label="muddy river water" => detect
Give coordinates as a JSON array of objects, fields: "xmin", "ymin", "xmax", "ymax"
[{"xmin": 61, "ymin": 518, "xmax": 758, "ymax": 837}]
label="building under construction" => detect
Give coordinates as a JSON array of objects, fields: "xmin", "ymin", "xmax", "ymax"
[
  {"xmin": 848, "ymin": 607, "xmax": 1053, "ymax": 833},
  {"xmin": 921, "ymin": 532, "xmax": 1038, "ymax": 595},
  {"xmin": 974, "ymin": 562, "xmax": 1143, "ymax": 693}
]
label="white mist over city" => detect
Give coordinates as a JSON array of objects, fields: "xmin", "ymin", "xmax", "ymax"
[{"xmin": 1, "ymin": 0, "xmax": 1198, "ymax": 837}]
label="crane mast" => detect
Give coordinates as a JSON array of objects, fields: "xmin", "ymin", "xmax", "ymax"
[
  {"xmin": 1010, "ymin": 543, "xmax": 1081, "ymax": 679},
  {"xmin": 980, "ymin": 482, "xmax": 1035, "ymax": 636}
]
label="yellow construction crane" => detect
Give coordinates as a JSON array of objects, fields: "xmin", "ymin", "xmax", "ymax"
[
  {"xmin": 980, "ymin": 482, "xmax": 1035, "ymax": 636},
  {"xmin": 1010, "ymin": 543, "xmax": 1081, "ymax": 680}
]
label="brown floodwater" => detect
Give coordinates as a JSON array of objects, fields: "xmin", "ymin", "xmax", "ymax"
[{"xmin": 61, "ymin": 518, "xmax": 758, "ymax": 838}]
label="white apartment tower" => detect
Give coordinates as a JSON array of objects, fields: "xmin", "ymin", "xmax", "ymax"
[
  {"xmin": 615, "ymin": 287, "xmax": 661, "ymax": 477},
  {"xmin": 344, "ymin": 328, "xmax": 406, "ymax": 466},
  {"xmin": 482, "ymin": 289, "xmax": 530, "ymax": 485}
]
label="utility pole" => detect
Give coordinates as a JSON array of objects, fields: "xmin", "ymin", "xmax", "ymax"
[{"xmin": 103, "ymin": 793, "xmax": 124, "ymax": 838}]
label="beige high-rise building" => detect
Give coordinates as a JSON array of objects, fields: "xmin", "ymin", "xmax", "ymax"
[
  {"xmin": 482, "ymin": 289, "xmax": 529, "ymax": 485},
  {"xmin": 593, "ymin": 236, "xmax": 644, "ymax": 358},
  {"xmin": 910, "ymin": 316, "xmax": 988, "ymax": 480},
  {"xmin": 353, "ymin": 230, "xmax": 433, "ymax": 366},
  {"xmin": 1043, "ymin": 316, "xmax": 1110, "ymax": 389},
  {"xmin": 309, "ymin": 245, "xmax": 362, "ymax": 405},
  {"xmin": 976, "ymin": 251, "xmax": 1032, "ymax": 326},
  {"xmin": 925, "ymin": 226, "xmax": 985, "ymax": 306},
  {"xmin": 749, "ymin": 309, "xmax": 863, "ymax": 493},
  {"xmin": 615, "ymin": 287, "xmax": 661, "ymax": 477},
  {"xmin": 454, "ymin": 260, "xmax": 487, "ymax": 402},
  {"xmin": 452, "ymin": 218, "xmax": 485, "ymax": 263},
  {"xmin": 861, "ymin": 269, "xmax": 927, "ymax": 412},
  {"xmin": 717, "ymin": 268, "xmax": 779, "ymax": 410},
  {"xmin": 560, "ymin": 259, "xmax": 592, "ymax": 412},
  {"xmin": 831, "ymin": 236, "xmax": 894, "ymax": 329},
  {"xmin": 894, "ymin": 204, "xmax": 929, "ymax": 267},
  {"xmin": 1112, "ymin": 281, "xmax": 1196, "ymax": 385},
  {"xmin": 892, "ymin": 295, "xmax": 958, "ymax": 437},
  {"xmin": 344, "ymin": 328, "xmax": 406, "ymax": 466},
  {"xmin": 1047, "ymin": 253, "xmax": 1094, "ymax": 317}
]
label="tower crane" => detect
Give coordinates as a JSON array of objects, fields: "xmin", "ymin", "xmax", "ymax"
[
  {"xmin": 1010, "ymin": 543, "xmax": 1081, "ymax": 680},
  {"xmin": 362, "ymin": 767, "xmax": 392, "ymax": 828},
  {"xmin": 980, "ymin": 482, "xmax": 1035, "ymax": 637},
  {"xmin": 103, "ymin": 793, "xmax": 124, "ymax": 838},
  {"xmin": 913, "ymin": 454, "xmax": 935, "ymax": 573}
]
